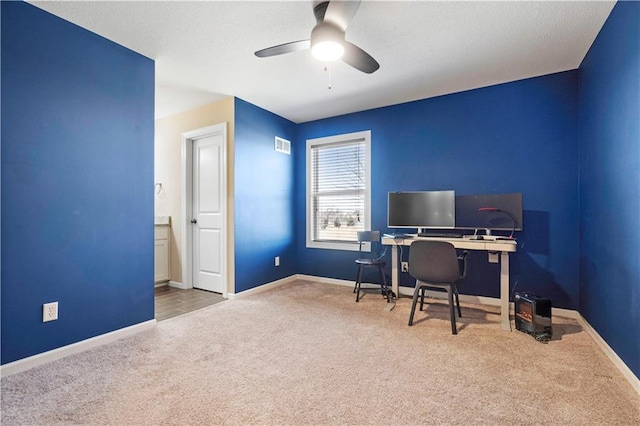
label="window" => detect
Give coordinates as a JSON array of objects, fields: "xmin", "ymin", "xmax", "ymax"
[{"xmin": 306, "ymin": 130, "xmax": 371, "ymax": 251}]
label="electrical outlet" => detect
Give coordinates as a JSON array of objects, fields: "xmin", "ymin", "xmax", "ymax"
[
  {"xmin": 43, "ymin": 302, "xmax": 58, "ymax": 322},
  {"xmin": 401, "ymin": 262, "xmax": 409, "ymax": 272},
  {"xmin": 275, "ymin": 256, "xmax": 280, "ymax": 267}
]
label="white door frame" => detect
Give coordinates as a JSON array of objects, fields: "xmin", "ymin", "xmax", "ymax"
[{"xmin": 181, "ymin": 123, "xmax": 228, "ymax": 297}]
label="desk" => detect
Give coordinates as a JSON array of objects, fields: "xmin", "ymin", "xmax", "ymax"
[{"xmin": 381, "ymin": 235, "xmax": 517, "ymax": 331}]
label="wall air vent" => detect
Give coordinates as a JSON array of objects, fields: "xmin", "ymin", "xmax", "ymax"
[{"xmin": 275, "ymin": 136, "xmax": 291, "ymax": 155}]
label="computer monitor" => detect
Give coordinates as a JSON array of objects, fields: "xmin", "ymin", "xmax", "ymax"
[
  {"xmin": 455, "ymin": 193, "xmax": 523, "ymax": 232},
  {"xmin": 387, "ymin": 190, "xmax": 455, "ymax": 231}
]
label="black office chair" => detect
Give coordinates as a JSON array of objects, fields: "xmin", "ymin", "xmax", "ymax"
[
  {"xmin": 407, "ymin": 241, "xmax": 466, "ymax": 334},
  {"xmin": 419, "ymin": 250, "xmax": 468, "ymax": 316},
  {"xmin": 353, "ymin": 231, "xmax": 391, "ymax": 303}
]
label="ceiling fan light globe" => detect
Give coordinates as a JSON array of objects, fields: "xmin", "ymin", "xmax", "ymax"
[
  {"xmin": 312, "ymin": 41, "xmax": 344, "ymax": 61},
  {"xmin": 310, "ymin": 22, "xmax": 345, "ymax": 62}
]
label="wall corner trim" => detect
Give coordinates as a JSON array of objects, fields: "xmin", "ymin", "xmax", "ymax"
[{"xmin": 0, "ymin": 319, "xmax": 157, "ymax": 378}]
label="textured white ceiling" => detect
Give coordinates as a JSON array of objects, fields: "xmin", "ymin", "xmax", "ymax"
[{"xmin": 29, "ymin": 1, "xmax": 615, "ymax": 123}]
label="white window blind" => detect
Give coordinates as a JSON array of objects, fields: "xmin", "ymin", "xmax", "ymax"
[{"xmin": 306, "ymin": 131, "xmax": 371, "ymax": 250}]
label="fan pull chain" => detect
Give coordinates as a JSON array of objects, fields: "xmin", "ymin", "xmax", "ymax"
[{"xmin": 324, "ymin": 66, "xmax": 332, "ymax": 90}]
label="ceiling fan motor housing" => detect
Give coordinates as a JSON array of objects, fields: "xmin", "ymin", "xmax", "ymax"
[{"xmin": 310, "ymin": 22, "xmax": 346, "ymax": 61}]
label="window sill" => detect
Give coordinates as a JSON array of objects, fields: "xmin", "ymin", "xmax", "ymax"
[{"xmin": 306, "ymin": 241, "xmax": 365, "ymax": 252}]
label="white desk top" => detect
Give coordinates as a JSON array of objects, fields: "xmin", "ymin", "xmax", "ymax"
[{"xmin": 381, "ymin": 235, "xmax": 517, "ymax": 252}]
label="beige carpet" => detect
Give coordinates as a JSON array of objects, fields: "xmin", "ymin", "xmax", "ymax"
[{"xmin": 2, "ymin": 279, "xmax": 638, "ymax": 425}]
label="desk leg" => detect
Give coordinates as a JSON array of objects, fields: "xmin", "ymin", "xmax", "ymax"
[
  {"xmin": 500, "ymin": 251, "xmax": 512, "ymax": 331},
  {"xmin": 391, "ymin": 245, "xmax": 399, "ymax": 298}
]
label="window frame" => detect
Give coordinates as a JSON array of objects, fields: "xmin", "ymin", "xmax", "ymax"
[{"xmin": 306, "ymin": 130, "xmax": 371, "ymax": 251}]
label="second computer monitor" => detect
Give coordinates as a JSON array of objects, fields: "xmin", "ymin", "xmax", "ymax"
[{"xmin": 455, "ymin": 193, "xmax": 523, "ymax": 231}]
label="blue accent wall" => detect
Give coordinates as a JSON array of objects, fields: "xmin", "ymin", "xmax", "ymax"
[
  {"xmin": 1, "ymin": 2, "xmax": 155, "ymax": 364},
  {"xmin": 234, "ymin": 98, "xmax": 297, "ymax": 293},
  {"xmin": 295, "ymin": 72, "xmax": 579, "ymax": 308},
  {"xmin": 578, "ymin": 1, "xmax": 640, "ymax": 378},
  {"xmin": 2, "ymin": 0, "xmax": 637, "ymax": 383}
]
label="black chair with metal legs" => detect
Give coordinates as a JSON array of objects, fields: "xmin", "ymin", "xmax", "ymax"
[
  {"xmin": 419, "ymin": 250, "xmax": 468, "ymax": 316},
  {"xmin": 408, "ymin": 241, "xmax": 466, "ymax": 334},
  {"xmin": 353, "ymin": 231, "xmax": 391, "ymax": 303}
]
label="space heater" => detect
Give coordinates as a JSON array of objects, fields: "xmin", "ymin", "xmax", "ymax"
[{"xmin": 514, "ymin": 292, "xmax": 552, "ymax": 342}]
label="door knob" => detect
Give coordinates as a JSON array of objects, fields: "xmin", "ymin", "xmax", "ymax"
[{"xmin": 190, "ymin": 218, "xmax": 197, "ymax": 224}]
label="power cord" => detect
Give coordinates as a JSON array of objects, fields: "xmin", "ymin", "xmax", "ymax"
[
  {"xmin": 372, "ymin": 244, "xmax": 388, "ymax": 261},
  {"xmin": 534, "ymin": 333, "xmax": 551, "ymax": 343}
]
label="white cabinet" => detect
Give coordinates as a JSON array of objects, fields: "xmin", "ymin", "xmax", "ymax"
[{"xmin": 154, "ymin": 225, "xmax": 171, "ymax": 284}]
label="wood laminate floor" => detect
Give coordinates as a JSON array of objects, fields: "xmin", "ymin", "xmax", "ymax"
[{"xmin": 154, "ymin": 285, "xmax": 226, "ymax": 321}]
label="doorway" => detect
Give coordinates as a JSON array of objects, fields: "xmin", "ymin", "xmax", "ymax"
[
  {"xmin": 154, "ymin": 286, "xmax": 225, "ymax": 321},
  {"xmin": 181, "ymin": 123, "xmax": 228, "ymax": 297}
]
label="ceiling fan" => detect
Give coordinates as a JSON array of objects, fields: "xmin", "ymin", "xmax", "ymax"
[{"xmin": 254, "ymin": 0, "xmax": 380, "ymax": 74}]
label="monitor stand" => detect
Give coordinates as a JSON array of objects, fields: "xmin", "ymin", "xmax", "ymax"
[{"xmin": 468, "ymin": 228, "xmax": 492, "ymax": 240}]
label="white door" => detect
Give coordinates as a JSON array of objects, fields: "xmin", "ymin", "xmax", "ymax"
[{"xmin": 191, "ymin": 133, "xmax": 225, "ymax": 293}]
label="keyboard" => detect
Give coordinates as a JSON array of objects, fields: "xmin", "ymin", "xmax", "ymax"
[
  {"xmin": 383, "ymin": 233, "xmax": 415, "ymax": 239},
  {"xmin": 417, "ymin": 232, "xmax": 463, "ymax": 238},
  {"xmin": 464, "ymin": 235, "xmax": 515, "ymax": 242}
]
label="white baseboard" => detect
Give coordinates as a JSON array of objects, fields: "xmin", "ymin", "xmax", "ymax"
[
  {"xmin": 169, "ymin": 280, "xmax": 189, "ymax": 290},
  {"xmin": 297, "ymin": 274, "xmax": 638, "ymax": 393},
  {"xmin": 296, "ymin": 274, "xmax": 354, "ymax": 287},
  {"xmin": 576, "ymin": 313, "xmax": 640, "ymax": 393},
  {"xmin": 227, "ymin": 275, "xmax": 299, "ymax": 299},
  {"xmin": 0, "ymin": 319, "xmax": 156, "ymax": 378},
  {"xmin": 5, "ymin": 275, "xmax": 637, "ymax": 395},
  {"xmin": 298, "ymin": 275, "xmax": 509, "ymax": 312}
]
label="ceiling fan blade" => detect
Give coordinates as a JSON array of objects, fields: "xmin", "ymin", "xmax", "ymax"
[
  {"xmin": 255, "ymin": 40, "xmax": 311, "ymax": 58},
  {"xmin": 323, "ymin": 0, "xmax": 361, "ymax": 31},
  {"xmin": 342, "ymin": 41, "xmax": 379, "ymax": 74},
  {"xmin": 313, "ymin": 1, "xmax": 329, "ymax": 23}
]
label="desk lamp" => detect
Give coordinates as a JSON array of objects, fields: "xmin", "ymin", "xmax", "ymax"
[{"xmin": 478, "ymin": 207, "xmax": 516, "ymax": 239}]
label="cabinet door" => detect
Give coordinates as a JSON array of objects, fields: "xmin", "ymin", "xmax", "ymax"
[
  {"xmin": 155, "ymin": 239, "xmax": 170, "ymax": 282},
  {"xmin": 155, "ymin": 227, "xmax": 170, "ymax": 283}
]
